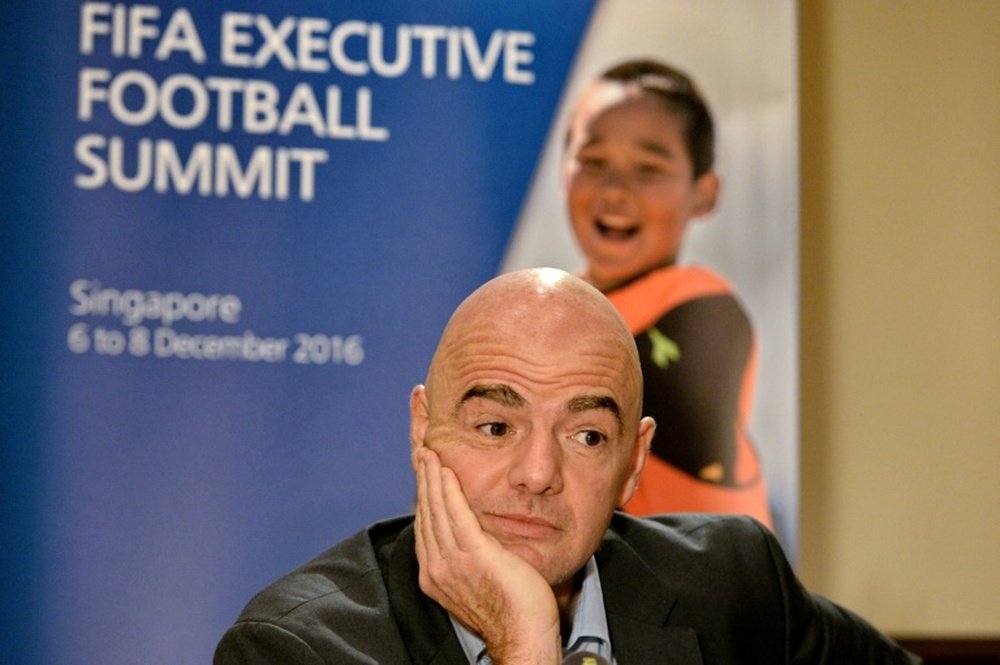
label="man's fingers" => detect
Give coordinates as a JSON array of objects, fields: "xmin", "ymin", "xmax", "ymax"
[
  {"xmin": 417, "ymin": 448, "xmax": 459, "ymax": 554},
  {"xmin": 439, "ymin": 464, "xmax": 488, "ymax": 552},
  {"xmin": 414, "ymin": 453, "xmax": 440, "ymax": 568}
]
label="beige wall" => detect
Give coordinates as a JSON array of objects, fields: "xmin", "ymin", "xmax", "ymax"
[{"xmin": 798, "ymin": 1, "xmax": 999, "ymax": 636}]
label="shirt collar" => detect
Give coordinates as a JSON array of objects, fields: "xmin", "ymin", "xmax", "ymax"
[{"xmin": 449, "ymin": 556, "xmax": 614, "ymax": 664}]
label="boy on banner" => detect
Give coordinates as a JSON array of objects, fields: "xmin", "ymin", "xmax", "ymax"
[{"xmin": 561, "ymin": 59, "xmax": 772, "ymax": 526}]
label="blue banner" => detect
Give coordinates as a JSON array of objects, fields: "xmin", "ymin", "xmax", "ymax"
[
  {"xmin": 4, "ymin": 3, "xmax": 800, "ymax": 663},
  {"xmin": 2, "ymin": 2, "xmax": 596, "ymax": 663}
]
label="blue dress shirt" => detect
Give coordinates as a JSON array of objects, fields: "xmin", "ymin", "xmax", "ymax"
[{"xmin": 449, "ymin": 557, "xmax": 615, "ymax": 664}]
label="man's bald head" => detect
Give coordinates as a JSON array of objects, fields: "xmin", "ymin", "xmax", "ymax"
[
  {"xmin": 425, "ymin": 268, "xmax": 644, "ymax": 424},
  {"xmin": 410, "ymin": 268, "xmax": 655, "ymax": 590}
]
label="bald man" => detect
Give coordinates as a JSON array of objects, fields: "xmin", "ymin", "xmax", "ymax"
[{"xmin": 215, "ymin": 269, "xmax": 918, "ymax": 664}]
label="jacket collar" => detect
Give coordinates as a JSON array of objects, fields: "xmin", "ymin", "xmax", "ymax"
[
  {"xmin": 379, "ymin": 517, "xmax": 704, "ymax": 664},
  {"xmin": 596, "ymin": 524, "xmax": 704, "ymax": 663},
  {"xmin": 381, "ymin": 521, "xmax": 469, "ymax": 665}
]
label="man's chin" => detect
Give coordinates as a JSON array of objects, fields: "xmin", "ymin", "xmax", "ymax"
[
  {"xmin": 494, "ymin": 539, "xmax": 548, "ymax": 572},
  {"xmin": 498, "ymin": 539, "xmax": 543, "ymax": 566},
  {"xmin": 499, "ymin": 541, "xmax": 577, "ymax": 589}
]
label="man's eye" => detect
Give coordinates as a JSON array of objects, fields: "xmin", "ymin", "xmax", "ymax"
[
  {"xmin": 572, "ymin": 430, "xmax": 607, "ymax": 447},
  {"xmin": 477, "ymin": 422, "xmax": 510, "ymax": 437}
]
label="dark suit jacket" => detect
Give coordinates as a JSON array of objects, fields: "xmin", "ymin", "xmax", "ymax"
[{"xmin": 215, "ymin": 512, "xmax": 919, "ymax": 664}]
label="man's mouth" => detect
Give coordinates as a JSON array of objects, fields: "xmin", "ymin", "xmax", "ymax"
[{"xmin": 483, "ymin": 513, "xmax": 561, "ymax": 540}]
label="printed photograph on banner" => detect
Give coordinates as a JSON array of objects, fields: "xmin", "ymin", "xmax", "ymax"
[{"xmin": 502, "ymin": 0, "xmax": 799, "ymax": 553}]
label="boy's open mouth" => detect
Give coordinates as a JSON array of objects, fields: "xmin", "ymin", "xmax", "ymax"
[{"xmin": 596, "ymin": 219, "xmax": 639, "ymax": 240}]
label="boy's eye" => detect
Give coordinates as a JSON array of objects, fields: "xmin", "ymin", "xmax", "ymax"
[
  {"xmin": 636, "ymin": 162, "xmax": 664, "ymax": 175},
  {"xmin": 576, "ymin": 155, "xmax": 606, "ymax": 170},
  {"xmin": 477, "ymin": 422, "xmax": 510, "ymax": 437},
  {"xmin": 572, "ymin": 430, "xmax": 607, "ymax": 447}
]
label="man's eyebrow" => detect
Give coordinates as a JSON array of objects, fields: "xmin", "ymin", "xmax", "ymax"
[
  {"xmin": 459, "ymin": 384, "xmax": 526, "ymax": 409},
  {"xmin": 566, "ymin": 394, "xmax": 623, "ymax": 428}
]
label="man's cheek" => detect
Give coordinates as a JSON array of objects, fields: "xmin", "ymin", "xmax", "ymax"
[
  {"xmin": 422, "ymin": 422, "xmax": 458, "ymax": 449},
  {"xmin": 426, "ymin": 424, "xmax": 484, "ymax": 456}
]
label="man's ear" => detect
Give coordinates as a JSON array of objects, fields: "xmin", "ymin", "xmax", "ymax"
[
  {"xmin": 616, "ymin": 417, "xmax": 656, "ymax": 508},
  {"xmin": 409, "ymin": 385, "xmax": 429, "ymax": 465},
  {"xmin": 692, "ymin": 171, "xmax": 720, "ymax": 219}
]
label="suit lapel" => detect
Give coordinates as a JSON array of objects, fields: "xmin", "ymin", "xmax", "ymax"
[
  {"xmin": 597, "ymin": 529, "xmax": 704, "ymax": 664},
  {"xmin": 377, "ymin": 517, "xmax": 705, "ymax": 664},
  {"xmin": 380, "ymin": 521, "xmax": 469, "ymax": 665}
]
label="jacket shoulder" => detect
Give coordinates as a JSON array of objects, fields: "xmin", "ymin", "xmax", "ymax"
[
  {"xmin": 215, "ymin": 516, "xmax": 413, "ymax": 664},
  {"xmin": 609, "ymin": 511, "xmax": 772, "ymax": 557},
  {"xmin": 238, "ymin": 516, "xmax": 409, "ymax": 621}
]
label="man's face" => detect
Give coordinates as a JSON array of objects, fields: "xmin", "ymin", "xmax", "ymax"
[{"xmin": 411, "ymin": 302, "xmax": 650, "ymax": 594}]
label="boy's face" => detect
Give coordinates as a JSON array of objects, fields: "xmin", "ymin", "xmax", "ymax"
[{"xmin": 564, "ymin": 84, "xmax": 718, "ymax": 291}]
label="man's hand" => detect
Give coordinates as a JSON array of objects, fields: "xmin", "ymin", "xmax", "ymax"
[{"xmin": 414, "ymin": 448, "xmax": 562, "ymax": 665}]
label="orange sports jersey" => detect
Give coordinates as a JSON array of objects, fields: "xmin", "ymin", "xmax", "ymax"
[{"xmin": 607, "ymin": 265, "xmax": 772, "ymax": 528}]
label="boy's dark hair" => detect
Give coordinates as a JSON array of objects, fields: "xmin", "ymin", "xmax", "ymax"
[{"xmin": 597, "ymin": 59, "xmax": 715, "ymax": 178}]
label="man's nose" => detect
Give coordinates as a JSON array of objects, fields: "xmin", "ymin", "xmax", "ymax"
[{"xmin": 507, "ymin": 429, "xmax": 564, "ymax": 495}]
